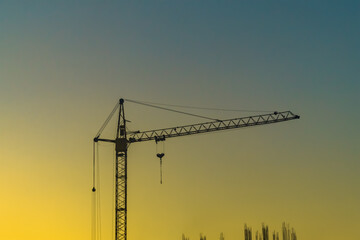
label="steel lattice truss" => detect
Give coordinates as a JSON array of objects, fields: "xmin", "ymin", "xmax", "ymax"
[
  {"xmin": 115, "ymin": 151, "xmax": 127, "ymax": 240},
  {"xmin": 128, "ymin": 111, "xmax": 299, "ymax": 143}
]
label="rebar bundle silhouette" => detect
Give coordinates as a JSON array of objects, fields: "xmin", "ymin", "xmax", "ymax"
[
  {"xmin": 182, "ymin": 222, "xmax": 297, "ymax": 240},
  {"xmin": 200, "ymin": 234, "xmax": 207, "ymax": 240},
  {"xmin": 281, "ymin": 223, "xmax": 297, "ymax": 240},
  {"xmin": 219, "ymin": 232, "xmax": 224, "ymax": 240},
  {"xmin": 182, "ymin": 234, "xmax": 190, "ymax": 240},
  {"xmin": 245, "ymin": 224, "xmax": 252, "ymax": 240},
  {"xmin": 244, "ymin": 223, "xmax": 296, "ymax": 240}
]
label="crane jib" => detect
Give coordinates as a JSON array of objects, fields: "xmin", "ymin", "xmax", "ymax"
[
  {"xmin": 94, "ymin": 111, "xmax": 299, "ymax": 144},
  {"xmin": 128, "ymin": 111, "xmax": 299, "ymax": 143}
]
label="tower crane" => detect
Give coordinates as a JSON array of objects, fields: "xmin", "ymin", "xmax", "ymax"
[{"xmin": 92, "ymin": 98, "xmax": 300, "ymax": 240}]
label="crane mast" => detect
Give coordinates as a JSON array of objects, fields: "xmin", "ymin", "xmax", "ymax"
[
  {"xmin": 115, "ymin": 99, "xmax": 127, "ymax": 240},
  {"xmin": 93, "ymin": 98, "xmax": 300, "ymax": 240}
]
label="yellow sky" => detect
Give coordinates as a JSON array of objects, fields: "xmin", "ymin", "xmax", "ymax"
[{"xmin": 1, "ymin": 1, "xmax": 359, "ymax": 240}]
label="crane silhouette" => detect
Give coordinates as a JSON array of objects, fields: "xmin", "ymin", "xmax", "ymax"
[{"xmin": 92, "ymin": 98, "xmax": 300, "ymax": 240}]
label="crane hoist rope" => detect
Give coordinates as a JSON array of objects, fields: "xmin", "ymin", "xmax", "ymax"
[
  {"xmin": 92, "ymin": 142, "xmax": 96, "ymax": 192},
  {"xmin": 96, "ymin": 143, "xmax": 102, "ymax": 240},
  {"xmin": 92, "ymin": 142, "xmax": 102, "ymax": 240},
  {"xmin": 156, "ymin": 140, "xmax": 165, "ymax": 184}
]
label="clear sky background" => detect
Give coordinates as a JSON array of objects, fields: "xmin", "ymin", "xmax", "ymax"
[{"xmin": 1, "ymin": 1, "xmax": 359, "ymax": 240}]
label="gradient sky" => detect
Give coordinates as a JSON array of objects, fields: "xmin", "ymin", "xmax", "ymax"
[{"xmin": 1, "ymin": 1, "xmax": 359, "ymax": 240}]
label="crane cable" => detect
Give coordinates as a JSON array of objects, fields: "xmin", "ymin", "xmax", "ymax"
[
  {"xmin": 125, "ymin": 99, "xmax": 221, "ymax": 121},
  {"xmin": 95, "ymin": 102, "xmax": 119, "ymax": 138},
  {"xmin": 93, "ymin": 101, "xmax": 121, "ymax": 239},
  {"xmin": 156, "ymin": 141, "xmax": 165, "ymax": 184},
  {"xmin": 92, "ymin": 142, "xmax": 96, "ymax": 191},
  {"xmin": 112, "ymin": 147, "xmax": 116, "ymax": 240},
  {"xmin": 92, "ymin": 142, "xmax": 102, "ymax": 240},
  {"xmin": 92, "ymin": 142, "xmax": 96, "ymax": 240},
  {"xmin": 92, "ymin": 100, "xmax": 118, "ymax": 239},
  {"xmin": 160, "ymin": 158, "xmax": 163, "ymax": 184},
  {"xmin": 96, "ymin": 143, "xmax": 102, "ymax": 240},
  {"xmin": 125, "ymin": 98, "xmax": 274, "ymax": 113}
]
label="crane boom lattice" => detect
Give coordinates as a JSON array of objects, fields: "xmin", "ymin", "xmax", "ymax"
[{"xmin": 128, "ymin": 111, "xmax": 299, "ymax": 143}]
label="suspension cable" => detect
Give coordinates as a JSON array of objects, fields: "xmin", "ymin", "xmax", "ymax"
[
  {"xmin": 92, "ymin": 142, "xmax": 96, "ymax": 191},
  {"xmin": 92, "ymin": 142, "xmax": 98, "ymax": 240},
  {"xmin": 160, "ymin": 158, "xmax": 163, "ymax": 184},
  {"xmin": 92, "ymin": 191, "xmax": 96, "ymax": 240},
  {"xmin": 91, "ymin": 142, "xmax": 102, "ymax": 240},
  {"xmin": 96, "ymin": 143, "xmax": 102, "ymax": 240},
  {"xmin": 112, "ymin": 147, "xmax": 116, "ymax": 240},
  {"xmin": 95, "ymin": 102, "xmax": 119, "ymax": 138},
  {"xmin": 125, "ymin": 99, "xmax": 220, "ymax": 121},
  {"xmin": 125, "ymin": 98, "xmax": 274, "ymax": 113},
  {"xmin": 91, "ymin": 142, "xmax": 96, "ymax": 240}
]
